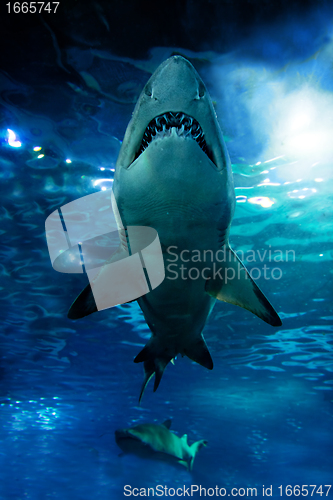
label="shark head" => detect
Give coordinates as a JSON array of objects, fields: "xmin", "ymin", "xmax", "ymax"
[{"xmin": 116, "ymin": 56, "xmax": 231, "ymax": 174}]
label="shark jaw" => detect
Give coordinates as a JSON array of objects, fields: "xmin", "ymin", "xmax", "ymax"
[{"xmin": 132, "ymin": 111, "xmax": 216, "ymax": 166}]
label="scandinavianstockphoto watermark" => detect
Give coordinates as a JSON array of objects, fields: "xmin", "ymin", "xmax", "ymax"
[{"xmin": 165, "ymin": 246, "xmax": 296, "ymax": 281}]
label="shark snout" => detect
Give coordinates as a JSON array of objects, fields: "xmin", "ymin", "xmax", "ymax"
[
  {"xmin": 114, "ymin": 429, "xmax": 128, "ymax": 442},
  {"xmin": 149, "ymin": 56, "xmax": 205, "ymax": 103}
]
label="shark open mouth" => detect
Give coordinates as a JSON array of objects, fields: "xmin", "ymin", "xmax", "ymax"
[{"xmin": 134, "ymin": 112, "xmax": 215, "ymax": 164}]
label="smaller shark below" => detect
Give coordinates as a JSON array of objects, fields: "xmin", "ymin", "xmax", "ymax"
[{"xmin": 115, "ymin": 419, "xmax": 207, "ymax": 471}]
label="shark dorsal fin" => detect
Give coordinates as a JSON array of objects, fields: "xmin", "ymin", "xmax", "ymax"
[
  {"xmin": 181, "ymin": 434, "xmax": 188, "ymax": 444},
  {"xmin": 162, "ymin": 419, "xmax": 172, "ymax": 429},
  {"xmin": 178, "ymin": 459, "xmax": 189, "ymax": 470}
]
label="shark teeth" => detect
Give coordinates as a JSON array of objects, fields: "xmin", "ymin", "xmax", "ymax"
[{"xmin": 136, "ymin": 112, "xmax": 214, "ymax": 163}]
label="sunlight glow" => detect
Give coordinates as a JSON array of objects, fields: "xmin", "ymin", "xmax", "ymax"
[{"xmin": 272, "ymin": 89, "xmax": 333, "ymax": 165}]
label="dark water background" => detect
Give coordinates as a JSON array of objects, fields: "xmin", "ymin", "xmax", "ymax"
[{"xmin": 0, "ymin": 1, "xmax": 332, "ymax": 498}]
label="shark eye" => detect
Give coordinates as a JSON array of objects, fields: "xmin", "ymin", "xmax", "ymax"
[
  {"xmin": 198, "ymin": 82, "xmax": 206, "ymax": 99},
  {"xmin": 198, "ymin": 82, "xmax": 205, "ymax": 98},
  {"xmin": 194, "ymin": 82, "xmax": 205, "ymax": 100},
  {"xmin": 144, "ymin": 84, "xmax": 153, "ymax": 97}
]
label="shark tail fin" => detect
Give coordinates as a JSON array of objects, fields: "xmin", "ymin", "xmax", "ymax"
[
  {"xmin": 68, "ymin": 284, "xmax": 98, "ymax": 319},
  {"xmin": 184, "ymin": 335, "xmax": 213, "ymax": 370},
  {"xmin": 134, "ymin": 341, "xmax": 172, "ymax": 403},
  {"xmin": 205, "ymin": 247, "xmax": 282, "ymax": 327},
  {"xmin": 189, "ymin": 439, "xmax": 208, "ymax": 471}
]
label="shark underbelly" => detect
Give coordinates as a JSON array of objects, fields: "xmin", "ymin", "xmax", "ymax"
[{"xmin": 113, "ymin": 137, "xmax": 231, "ymax": 364}]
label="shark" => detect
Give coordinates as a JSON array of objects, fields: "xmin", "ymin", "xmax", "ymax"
[
  {"xmin": 115, "ymin": 419, "xmax": 207, "ymax": 471},
  {"xmin": 68, "ymin": 56, "xmax": 282, "ymax": 400}
]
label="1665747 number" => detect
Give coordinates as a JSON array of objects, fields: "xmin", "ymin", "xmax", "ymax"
[
  {"xmin": 6, "ymin": 2, "xmax": 59, "ymax": 13},
  {"xmin": 278, "ymin": 485, "xmax": 331, "ymax": 496}
]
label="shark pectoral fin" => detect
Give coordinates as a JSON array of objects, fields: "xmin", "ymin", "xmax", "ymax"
[
  {"xmin": 162, "ymin": 419, "xmax": 172, "ymax": 429},
  {"xmin": 67, "ymin": 245, "xmax": 132, "ymax": 320},
  {"xmin": 184, "ymin": 335, "xmax": 213, "ymax": 370},
  {"xmin": 206, "ymin": 247, "xmax": 282, "ymax": 327},
  {"xmin": 67, "ymin": 283, "xmax": 97, "ymax": 319},
  {"xmin": 67, "ymin": 283, "xmax": 137, "ymax": 319}
]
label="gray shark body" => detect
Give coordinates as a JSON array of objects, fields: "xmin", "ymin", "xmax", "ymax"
[
  {"xmin": 68, "ymin": 56, "xmax": 281, "ymax": 399},
  {"xmin": 115, "ymin": 419, "xmax": 206, "ymax": 471}
]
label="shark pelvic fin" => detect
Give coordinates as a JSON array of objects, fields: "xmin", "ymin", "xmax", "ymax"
[
  {"xmin": 205, "ymin": 247, "xmax": 282, "ymax": 327},
  {"xmin": 134, "ymin": 344, "xmax": 151, "ymax": 364},
  {"xmin": 184, "ymin": 335, "xmax": 213, "ymax": 370},
  {"xmin": 67, "ymin": 283, "xmax": 97, "ymax": 319}
]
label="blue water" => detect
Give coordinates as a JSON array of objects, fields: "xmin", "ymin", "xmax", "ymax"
[{"xmin": 1, "ymin": 3, "xmax": 333, "ymax": 499}]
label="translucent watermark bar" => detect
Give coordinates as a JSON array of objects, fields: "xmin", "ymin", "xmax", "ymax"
[{"xmin": 45, "ymin": 189, "xmax": 165, "ymax": 310}]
